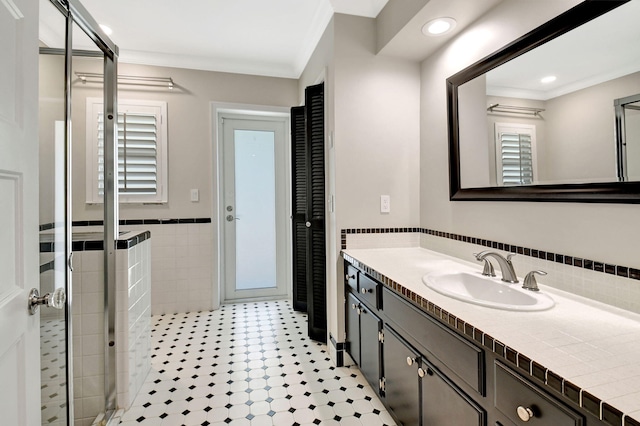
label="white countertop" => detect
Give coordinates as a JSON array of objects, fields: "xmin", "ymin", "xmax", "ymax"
[{"xmin": 343, "ymin": 247, "xmax": 640, "ymax": 421}]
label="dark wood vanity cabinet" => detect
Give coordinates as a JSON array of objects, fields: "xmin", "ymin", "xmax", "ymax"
[
  {"xmin": 383, "ymin": 324, "xmax": 485, "ymax": 426},
  {"xmin": 343, "ymin": 260, "xmax": 604, "ymax": 426},
  {"xmin": 493, "ymin": 363, "xmax": 584, "ymax": 426},
  {"xmin": 382, "ymin": 326, "xmax": 421, "ymax": 426},
  {"xmin": 345, "ymin": 284, "xmax": 381, "ymax": 391}
]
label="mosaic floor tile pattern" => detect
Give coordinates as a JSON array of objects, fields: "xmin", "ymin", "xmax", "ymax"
[
  {"xmin": 117, "ymin": 300, "xmax": 396, "ymax": 426},
  {"xmin": 40, "ymin": 317, "xmax": 68, "ymax": 426}
]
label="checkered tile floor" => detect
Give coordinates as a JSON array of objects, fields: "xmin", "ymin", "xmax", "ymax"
[
  {"xmin": 40, "ymin": 316, "xmax": 68, "ymax": 426},
  {"xmin": 117, "ymin": 300, "xmax": 396, "ymax": 426}
]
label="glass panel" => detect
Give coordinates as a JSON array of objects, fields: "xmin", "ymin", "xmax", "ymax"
[
  {"xmin": 234, "ymin": 130, "xmax": 277, "ymax": 290},
  {"xmin": 38, "ymin": 1, "xmax": 67, "ymax": 425},
  {"xmin": 70, "ymin": 20, "xmax": 108, "ymax": 425}
]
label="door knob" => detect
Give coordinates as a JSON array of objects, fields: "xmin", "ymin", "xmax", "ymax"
[
  {"xmin": 305, "ymin": 221, "xmax": 311, "ymax": 228},
  {"xmin": 29, "ymin": 287, "xmax": 66, "ymax": 315}
]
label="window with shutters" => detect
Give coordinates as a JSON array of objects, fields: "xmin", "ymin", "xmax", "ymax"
[
  {"xmin": 494, "ymin": 122, "xmax": 537, "ymax": 186},
  {"xmin": 86, "ymin": 98, "xmax": 168, "ymax": 203}
]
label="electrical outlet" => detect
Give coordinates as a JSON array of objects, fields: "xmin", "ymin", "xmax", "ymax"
[
  {"xmin": 380, "ymin": 195, "xmax": 390, "ymax": 213},
  {"xmin": 190, "ymin": 189, "xmax": 199, "ymax": 202}
]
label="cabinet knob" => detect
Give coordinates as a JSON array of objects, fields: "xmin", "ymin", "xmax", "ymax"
[
  {"xmin": 345, "ymin": 274, "xmax": 355, "ymax": 280},
  {"xmin": 406, "ymin": 357, "xmax": 416, "ymax": 366},
  {"xmin": 417, "ymin": 367, "xmax": 426, "ymax": 378},
  {"xmin": 516, "ymin": 406, "xmax": 535, "ymax": 422},
  {"xmin": 351, "ymin": 303, "xmax": 357, "ymax": 310},
  {"xmin": 360, "ymin": 287, "xmax": 371, "ymax": 294}
]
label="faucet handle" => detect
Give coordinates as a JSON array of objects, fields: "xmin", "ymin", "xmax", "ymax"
[
  {"xmin": 523, "ymin": 270, "xmax": 546, "ymax": 292},
  {"xmin": 474, "ymin": 253, "xmax": 496, "ymax": 277}
]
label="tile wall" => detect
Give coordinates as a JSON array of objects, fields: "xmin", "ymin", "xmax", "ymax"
[
  {"xmin": 71, "ymin": 234, "xmax": 152, "ymax": 426},
  {"xmin": 116, "ymin": 238, "xmax": 152, "ymax": 409},
  {"xmin": 71, "ymin": 249, "xmax": 106, "ymax": 426},
  {"xmin": 120, "ymin": 222, "xmax": 214, "ymax": 315}
]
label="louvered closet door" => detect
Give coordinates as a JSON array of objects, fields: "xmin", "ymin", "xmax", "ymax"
[
  {"xmin": 291, "ymin": 106, "xmax": 308, "ymax": 312},
  {"xmin": 305, "ymin": 83, "xmax": 327, "ymax": 343}
]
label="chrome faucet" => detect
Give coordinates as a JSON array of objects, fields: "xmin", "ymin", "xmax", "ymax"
[
  {"xmin": 474, "ymin": 251, "xmax": 519, "ymax": 283},
  {"xmin": 522, "ymin": 270, "xmax": 546, "ymax": 291}
]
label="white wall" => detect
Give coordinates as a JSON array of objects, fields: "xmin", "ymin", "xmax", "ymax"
[
  {"xmin": 544, "ymin": 71, "xmax": 640, "ymax": 183},
  {"xmin": 39, "ymin": 53, "xmax": 65, "ymax": 226},
  {"xmin": 300, "ymin": 13, "xmax": 421, "ymax": 350},
  {"xmin": 420, "ymin": 0, "xmax": 640, "ymax": 269},
  {"xmin": 69, "ymin": 59, "xmax": 299, "ymax": 222}
]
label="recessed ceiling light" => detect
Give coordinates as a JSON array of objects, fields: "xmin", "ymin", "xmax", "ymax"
[
  {"xmin": 99, "ymin": 24, "xmax": 113, "ymax": 36},
  {"xmin": 422, "ymin": 17, "xmax": 457, "ymax": 36},
  {"xmin": 541, "ymin": 75, "xmax": 557, "ymax": 84}
]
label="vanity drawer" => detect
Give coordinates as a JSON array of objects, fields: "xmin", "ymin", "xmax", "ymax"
[
  {"xmin": 345, "ymin": 264, "xmax": 358, "ymax": 292},
  {"xmin": 495, "ymin": 362, "xmax": 583, "ymax": 426},
  {"xmin": 383, "ymin": 288, "xmax": 484, "ymax": 394},
  {"xmin": 358, "ymin": 273, "xmax": 380, "ymax": 310}
]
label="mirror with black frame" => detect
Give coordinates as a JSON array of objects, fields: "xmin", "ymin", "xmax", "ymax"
[{"xmin": 447, "ymin": 0, "xmax": 640, "ymax": 202}]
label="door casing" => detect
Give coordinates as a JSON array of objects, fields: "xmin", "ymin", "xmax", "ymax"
[{"xmin": 212, "ymin": 104, "xmax": 292, "ymax": 305}]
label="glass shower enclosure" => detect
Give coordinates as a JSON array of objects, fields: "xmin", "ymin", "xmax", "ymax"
[{"xmin": 38, "ymin": 0, "xmax": 119, "ymax": 424}]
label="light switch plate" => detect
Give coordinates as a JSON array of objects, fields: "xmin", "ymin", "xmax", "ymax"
[
  {"xmin": 190, "ymin": 189, "xmax": 199, "ymax": 202},
  {"xmin": 380, "ymin": 195, "xmax": 390, "ymax": 213}
]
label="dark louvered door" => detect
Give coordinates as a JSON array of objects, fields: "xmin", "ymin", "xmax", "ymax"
[
  {"xmin": 291, "ymin": 106, "xmax": 308, "ymax": 312},
  {"xmin": 305, "ymin": 83, "xmax": 326, "ymax": 343}
]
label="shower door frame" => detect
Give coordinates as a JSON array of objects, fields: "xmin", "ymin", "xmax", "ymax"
[
  {"xmin": 615, "ymin": 93, "xmax": 640, "ymax": 182},
  {"xmin": 43, "ymin": 0, "xmax": 119, "ymax": 423}
]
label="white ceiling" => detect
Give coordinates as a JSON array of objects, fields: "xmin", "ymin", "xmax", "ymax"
[
  {"xmin": 69, "ymin": 0, "xmax": 389, "ymax": 78},
  {"xmin": 486, "ymin": 0, "xmax": 640, "ymax": 100}
]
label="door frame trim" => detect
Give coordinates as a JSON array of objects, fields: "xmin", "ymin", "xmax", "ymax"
[{"xmin": 211, "ymin": 103, "xmax": 292, "ymax": 307}]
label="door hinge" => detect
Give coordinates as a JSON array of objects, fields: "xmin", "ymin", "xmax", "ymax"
[
  {"xmin": 379, "ymin": 377, "xmax": 386, "ymax": 393},
  {"xmin": 378, "ymin": 330, "xmax": 384, "ymax": 343}
]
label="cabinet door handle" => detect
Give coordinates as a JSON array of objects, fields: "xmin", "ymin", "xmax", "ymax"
[
  {"xmin": 406, "ymin": 356, "xmax": 416, "ymax": 366},
  {"xmin": 516, "ymin": 406, "xmax": 535, "ymax": 422}
]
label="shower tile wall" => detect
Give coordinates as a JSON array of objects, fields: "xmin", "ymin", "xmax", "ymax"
[
  {"xmin": 72, "ymin": 250, "xmax": 106, "ymax": 426},
  {"xmin": 121, "ymin": 222, "xmax": 214, "ymax": 314},
  {"xmin": 72, "ymin": 238, "xmax": 152, "ymax": 426},
  {"xmin": 116, "ymin": 238, "xmax": 152, "ymax": 409}
]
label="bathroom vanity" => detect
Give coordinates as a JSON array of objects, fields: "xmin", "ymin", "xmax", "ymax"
[{"xmin": 343, "ymin": 248, "xmax": 640, "ymax": 426}]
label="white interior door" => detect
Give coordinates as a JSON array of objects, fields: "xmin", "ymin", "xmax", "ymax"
[
  {"xmin": 0, "ymin": 0, "xmax": 43, "ymax": 424},
  {"xmin": 222, "ymin": 117, "xmax": 289, "ymax": 301}
]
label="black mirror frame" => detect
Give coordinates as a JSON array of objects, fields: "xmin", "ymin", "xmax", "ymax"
[{"xmin": 446, "ymin": 0, "xmax": 640, "ymax": 203}]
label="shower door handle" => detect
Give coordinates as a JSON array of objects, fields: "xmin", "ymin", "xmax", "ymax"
[{"xmin": 28, "ymin": 287, "xmax": 66, "ymax": 315}]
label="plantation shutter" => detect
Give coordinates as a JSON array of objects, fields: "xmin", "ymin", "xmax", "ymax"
[
  {"xmin": 499, "ymin": 132, "xmax": 533, "ymax": 185},
  {"xmin": 98, "ymin": 111, "xmax": 159, "ymax": 195},
  {"xmin": 305, "ymin": 83, "xmax": 327, "ymax": 343},
  {"xmin": 495, "ymin": 123, "xmax": 536, "ymax": 187},
  {"xmin": 291, "ymin": 106, "xmax": 308, "ymax": 312}
]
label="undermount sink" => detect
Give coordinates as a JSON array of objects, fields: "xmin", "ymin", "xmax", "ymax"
[{"xmin": 422, "ymin": 270, "xmax": 554, "ymax": 312}]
